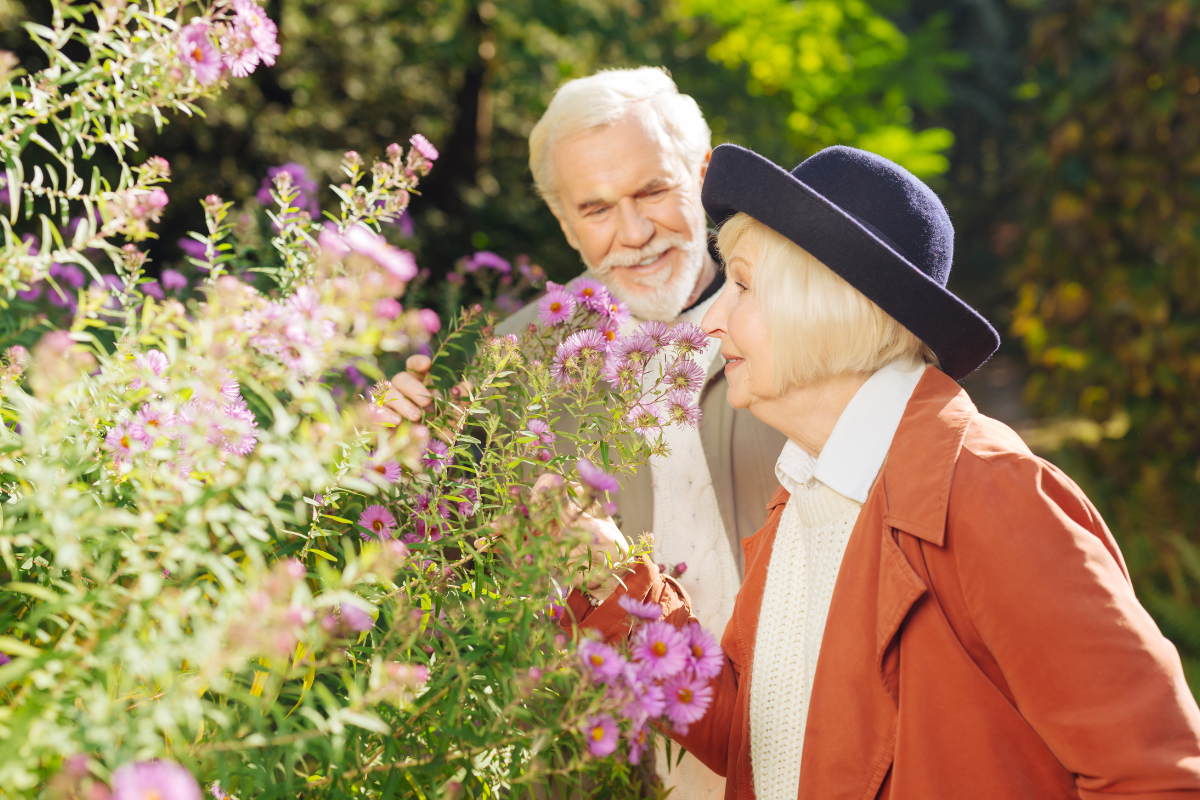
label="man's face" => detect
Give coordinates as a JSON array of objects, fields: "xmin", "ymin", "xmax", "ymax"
[{"xmin": 550, "ymin": 109, "xmax": 709, "ymax": 321}]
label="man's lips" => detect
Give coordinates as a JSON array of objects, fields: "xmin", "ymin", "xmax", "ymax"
[{"xmin": 622, "ymin": 247, "xmax": 673, "ymax": 274}]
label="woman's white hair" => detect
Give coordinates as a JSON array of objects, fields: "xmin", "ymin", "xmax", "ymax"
[
  {"xmin": 529, "ymin": 67, "xmax": 712, "ymax": 215},
  {"xmin": 717, "ymin": 212, "xmax": 939, "ymax": 392}
]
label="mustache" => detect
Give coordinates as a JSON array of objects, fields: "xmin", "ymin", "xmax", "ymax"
[{"xmin": 595, "ymin": 234, "xmax": 692, "ymax": 273}]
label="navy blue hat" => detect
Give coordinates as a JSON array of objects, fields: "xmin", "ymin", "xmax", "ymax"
[{"xmin": 702, "ymin": 144, "xmax": 999, "ymax": 380}]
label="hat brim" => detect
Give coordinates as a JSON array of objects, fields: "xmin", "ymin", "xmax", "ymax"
[{"xmin": 702, "ymin": 145, "xmax": 999, "ymax": 380}]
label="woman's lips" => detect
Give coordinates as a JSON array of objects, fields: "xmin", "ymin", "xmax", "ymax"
[{"xmin": 723, "ymin": 356, "xmax": 744, "ymax": 373}]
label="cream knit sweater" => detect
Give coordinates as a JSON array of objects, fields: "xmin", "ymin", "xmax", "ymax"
[{"xmin": 749, "ymin": 480, "xmax": 863, "ymax": 800}]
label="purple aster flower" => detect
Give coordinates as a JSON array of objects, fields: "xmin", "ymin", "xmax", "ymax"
[
  {"xmin": 257, "ymin": 163, "xmax": 320, "ymax": 217},
  {"xmin": 340, "ymin": 603, "xmax": 375, "ymax": 633},
  {"xmin": 663, "ymin": 358, "xmax": 705, "ymax": 393},
  {"xmin": 577, "ymin": 459, "xmax": 620, "ymax": 494},
  {"xmin": 410, "ymin": 134, "xmax": 439, "ymax": 161},
  {"xmin": 636, "ymin": 320, "xmax": 672, "ymax": 348},
  {"xmin": 0, "ymin": 653, "xmax": 11, "ymax": 666},
  {"xmin": 179, "ymin": 237, "xmax": 209, "ymax": 260},
  {"xmin": 663, "ymin": 670, "xmax": 714, "ymax": 731},
  {"xmin": 537, "ymin": 287, "xmax": 576, "ymax": 326},
  {"xmin": 663, "ymin": 389, "xmax": 702, "ymax": 429},
  {"xmin": 210, "ymin": 781, "xmax": 228, "ymax": 800},
  {"xmin": 131, "ymin": 403, "xmax": 176, "ymax": 443},
  {"xmin": 417, "ymin": 308, "xmax": 441, "ymax": 333},
  {"xmin": 140, "ymin": 280, "xmax": 164, "ymax": 300},
  {"xmin": 16, "ymin": 281, "xmax": 42, "ymax": 301},
  {"xmin": 111, "ymin": 760, "xmax": 202, "ymax": 800},
  {"xmin": 625, "ymin": 402, "xmax": 666, "ymax": 436},
  {"xmin": 104, "ymin": 423, "xmax": 142, "ymax": 462},
  {"xmin": 216, "ymin": 370, "xmax": 241, "ymax": 402},
  {"xmin": 567, "ymin": 276, "xmax": 610, "ymax": 313},
  {"xmin": 618, "ymin": 595, "xmax": 662, "ymax": 620},
  {"xmin": 613, "ymin": 332, "xmax": 659, "ymax": 367},
  {"xmin": 569, "ymin": 329, "xmax": 609, "ymax": 360},
  {"xmin": 467, "ymin": 251, "xmax": 511, "ymax": 273},
  {"xmin": 219, "ymin": 397, "xmax": 259, "ymax": 455},
  {"xmin": 579, "ymin": 639, "xmax": 626, "ymax": 683},
  {"xmin": 627, "ymin": 721, "xmax": 651, "ymax": 765},
  {"xmin": 161, "ymin": 269, "xmax": 188, "ymax": 292},
  {"xmin": 601, "ymin": 296, "xmax": 631, "ymax": 327},
  {"xmin": 621, "ymin": 662, "xmax": 666, "ymax": 719},
  {"xmin": 178, "ymin": 24, "xmax": 223, "ymax": 85},
  {"xmin": 584, "ymin": 714, "xmax": 620, "ymax": 758},
  {"xmin": 684, "ymin": 623, "xmax": 724, "ymax": 681},
  {"xmin": 49, "ymin": 262, "xmax": 85, "ymax": 289},
  {"xmin": 413, "ymin": 491, "xmax": 431, "ymax": 512},
  {"xmin": 631, "ymin": 620, "xmax": 688, "ymax": 680},
  {"xmin": 455, "ymin": 485, "xmax": 478, "ymax": 516},
  {"xmin": 526, "ymin": 419, "xmax": 556, "ymax": 445},
  {"xmin": 602, "ymin": 355, "xmax": 643, "ymax": 392},
  {"xmin": 670, "ymin": 321, "xmax": 710, "ymax": 355},
  {"xmin": 420, "ymin": 439, "xmax": 451, "ymax": 473},
  {"xmin": 234, "ymin": 0, "xmax": 280, "ymax": 66},
  {"xmin": 363, "ymin": 454, "xmax": 402, "ymax": 485},
  {"xmin": 358, "ymin": 504, "xmax": 397, "ymax": 541},
  {"xmin": 318, "ymin": 224, "xmax": 350, "ymax": 258}
]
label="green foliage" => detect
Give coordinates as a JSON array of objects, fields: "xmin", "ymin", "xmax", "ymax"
[
  {"xmin": 1008, "ymin": 0, "xmax": 1200, "ymax": 683},
  {"xmin": 679, "ymin": 0, "xmax": 967, "ymax": 175}
]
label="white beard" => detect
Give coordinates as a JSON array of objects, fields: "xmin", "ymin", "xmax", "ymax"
[{"xmin": 583, "ymin": 232, "xmax": 707, "ymax": 322}]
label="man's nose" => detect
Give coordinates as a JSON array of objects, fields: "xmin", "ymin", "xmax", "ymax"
[{"xmin": 614, "ymin": 197, "xmax": 655, "ymax": 249}]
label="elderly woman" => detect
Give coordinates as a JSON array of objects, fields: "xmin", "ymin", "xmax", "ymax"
[{"xmin": 563, "ymin": 144, "xmax": 1200, "ymax": 798}]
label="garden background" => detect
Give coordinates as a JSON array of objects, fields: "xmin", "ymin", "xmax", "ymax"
[{"xmin": 2, "ymin": 0, "xmax": 1199, "ymax": 749}]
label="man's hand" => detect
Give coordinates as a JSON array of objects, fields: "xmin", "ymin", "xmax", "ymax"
[
  {"xmin": 382, "ymin": 354, "xmax": 437, "ymax": 424},
  {"xmin": 531, "ymin": 474, "xmax": 630, "ymax": 600}
]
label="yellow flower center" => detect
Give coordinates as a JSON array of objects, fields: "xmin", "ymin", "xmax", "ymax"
[
  {"xmin": 373, "ymin": 520, "xmax": 384, "ymax": 532},
  {"xmin": 651, "ymin": 641, "xmax": 667, "ymax": 657},
  {"xmin": 191, "ymin": 46, "xmax": 204, "ymax": 61},
  {"xmin": 603, "ymin": 330, "xmax": 616, "ymax": 341},
  {"xmin": 591, "ymin": 726, "xmax": 605, "ymax": 741},
  {"xmin": 120, "ymin": 435, "xmax": 131, "ymax": 448},
  {"xmin": 374, "ymin": 464, "xmax": 387, "ymax": 474},
  {"xmin": 550, "ymin": 301, "xmax": 562, "ymax": 313},
  {"xmin": 589, "ymin": 654, "xmax": 604, "ymax": 667},
  {"xmin": 582, "ymin": 288, "xmax": 594, "ymax": 297},
  {"xmin": 678, "ymin": 687, "xmax": 693, "ymax": 703},
  {"xmin": 691, "ymin": 644, "xmax": 703, "ymax": 658},
  {"xmin": 143, "ymin": 791, "xmax": 164, "ymax": 800}
]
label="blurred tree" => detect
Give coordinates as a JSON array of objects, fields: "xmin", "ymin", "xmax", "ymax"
[
  {"xmin": 1007, "ymin": 0, "xmax": 1200, "ymax": 687},
  {"xmin": 131, "ymin": 0, "xmax": 968, "ymax": 288}
]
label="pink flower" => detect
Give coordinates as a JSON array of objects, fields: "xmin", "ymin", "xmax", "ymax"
[
  {"xmin": 685, "ymin": 623, "xmax": 724, "ymax": 681},
  {"xmin": 601, "ymin": 296, "xmax": 630, "ymax": 327},
  {"xmin": 410, "ymin": 134, "xmax": 439, "ymax": 161},
  {"xmin": 104, "ymin": 423, "xmax": 142, "ymax": 462},
  {"xmin": 626, "ymin": 402, "xmax": 666, "ymax": 436},
  {"xmin": 663, "ymin": 671, "xmax": 714, "ymax": 731},
  {"xmin": 577, "ymin": 459, "xmax": 620, "ymax": 494},
  {"xmin": 417, "ymin": 308, "xmax": 441, "ymax": 333},
  {"xmin": 621, "ymin": 663, "xmax": 666, "ymax": 719},
  {"xmin": 584, "ymin": 714, "xmax": 620, "ymax": 757},
  {"xmin": 631, "ymin": 621, "xmax": 688, "ymax": 680},
  {"xmin": 131, "ymin": 403, "xmax": 177, "ymax": 443},
  {"xmin": 526, "ymin": 419, "xmax": 555, "ymax": 445},
  {"xmin": 339, "ymin": 603, "xmax": 375, "ymax": 633},
  {"xmin": 636, "ymin": 320, "xmax": 673, "ymax": 348},
  {"xmin": 161, "ymin": 269, "xmax": 188, "ymax": 291},
  {"xmin": 579, "ymin": 639, "xmax": 625, "ymax": 683},
  {"xmin": 627, "ymin": 721, "xmax": 651, "ymax": 764},
  {"xmin": 602, "ymin": 356, "xmax": 643, "ymax": 392},
  {"xmin": 613, "ymin": 332, "xmax": 659, "ymax": 367},
  {"xmin": 358, "ymin": 504, "xmax": 396, "ymax": 541},
  {"xmin": 136, "ymin": 349, "xmax": 169, "ymax": 378},
  {"xmin": 467, "ymin": 251, "xmax": 511, "ymax": 273},
  {"xmin": 147, "ymin": 188, "xmax": 169, "ymax": 210},
  {"xmin": 663, "ymin": 358, "xmax": 705, "ymax": 392},
  {"xmin": 234, "ymin": 0, "xmax": 280, "ymax": 66},
  {"xmin": 221, "ymin": 398, "xmax": 259, "ymax": 455},
  {"xmin": 179, "ymin": 24, "xmax": 223, "ymax": 85},
  {"xmin": 569, "ymin": 329, "xmax": 609, "ymax": 359},
  {"xmin": 663, "ymin": 389, "xmax": 702, "ymax": 429},
  {"xmin": 373, "ymin": 298, "xmax": 403, "ymax": 320},
  {"xmin": 567, "ymin": 276, "xmax": 610, "ymax": 313},
  {"xmin": 216, "ymin": 370, "xmax": 241, "ymax": 402},
  {"xmin": 420, "ymin": 439, "xmax": 451, "ymax": 473},
  {"xmin": 537, "ymin": 286, "xmax": 576, "ymax": 326},
  {"xmin": 363, "ymin": 455, "xmax": 402, "ymax": 485},
  {"xmin": 618, "ymin": 595, "xmax": 661, "ymax": 620},
  {"xmin": 343, "ymin": 224, "xmax": 418, "ymax": 280},
  {"xmin": 111, "ymin": 760, "xmax": 201, "ymax": 800},
  {"xmin": 141, "ymin": 280, "xmax": 164, "ymax": 300},
  {"xmin": 670, "ymin": 321, "xmax": 710, "ymax": 354},
  {"xmin": 318, "ymin": 225, "xmax": 351, "ymax": 259}
]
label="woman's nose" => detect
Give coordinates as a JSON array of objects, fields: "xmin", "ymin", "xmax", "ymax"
[{"xmin": 701, "ymin": 283, "xmax": 732, "ymax": 336}]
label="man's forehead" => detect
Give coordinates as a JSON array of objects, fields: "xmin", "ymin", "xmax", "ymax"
[{"xmin": 551, "ymin": 114, "xmax": 686, "ymax": 208}]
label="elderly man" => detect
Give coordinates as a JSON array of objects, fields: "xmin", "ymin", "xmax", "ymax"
[{"xmin": 384, "ymin": 68, "xmax": 785, "ymax": 799}]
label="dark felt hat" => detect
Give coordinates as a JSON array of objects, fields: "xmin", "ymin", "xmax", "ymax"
[{"xmin": 701, "ymin": 144, "xmax": 999, "ymax": 380}]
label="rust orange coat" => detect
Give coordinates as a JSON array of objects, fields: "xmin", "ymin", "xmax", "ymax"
[{"xmin": 566, "ymin": 367, "xmax": 1200, "ymax": 798}]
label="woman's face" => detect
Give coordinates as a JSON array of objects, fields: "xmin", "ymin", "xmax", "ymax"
[{"xmin": 700, "ymin": 237, "xmax": 775, "ymax": 410}]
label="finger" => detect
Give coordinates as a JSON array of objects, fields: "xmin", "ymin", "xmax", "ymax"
[
  {"xmin": 405, "ymin": 353, "xmax": 432, "ymax": 377},
  {"xmin": 389, "ymin": 372, "xmax": 436, "ymax": 407},
  {"xmin": 366, "ymin": 403, "xmax": 403, "ymax": 427},
  {"xmin": 383, "ymin": 395, "xmax": 426, "ymax": 423}
]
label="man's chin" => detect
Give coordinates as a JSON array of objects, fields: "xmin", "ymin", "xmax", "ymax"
[{"xmin": 611, "ymin": 280, "xmax": 694, "ymax": 322}]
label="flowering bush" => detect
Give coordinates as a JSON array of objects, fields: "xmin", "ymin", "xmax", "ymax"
[{"xmin": 0, "ymin": 2, "xmax": 721, "ymax": 797}]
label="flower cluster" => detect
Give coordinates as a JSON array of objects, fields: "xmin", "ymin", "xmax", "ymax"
[
  {"xmin": 179, "ymin": 0, "xmax": 279, "ymax": 86},
  {"xmin": 578, "ymin": 609, "xmax": 722, "ymax": 761}
]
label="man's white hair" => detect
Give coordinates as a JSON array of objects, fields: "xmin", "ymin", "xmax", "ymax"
[{"xmin": 529, "ymin": 67, "xmax": 712, "ymax": 215}]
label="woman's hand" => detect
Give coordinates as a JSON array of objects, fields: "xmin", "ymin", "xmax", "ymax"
[{"xmin": 531, "ymin": 473, "xmax": 630, "ymax": 600}]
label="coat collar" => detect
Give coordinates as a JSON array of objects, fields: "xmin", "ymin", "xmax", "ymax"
[{"xmin": 878, "ymin": 366, "xmax": 978, "ymax": 546}]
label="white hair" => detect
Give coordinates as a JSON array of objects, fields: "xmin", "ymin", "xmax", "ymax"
[{"xmin": 529, "ymin": 67, "xmax": 712, "ymax": 214}]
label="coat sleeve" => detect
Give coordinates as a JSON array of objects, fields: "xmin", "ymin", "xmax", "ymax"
[
  {"xmin": 949, "ymin": 450, "xmax": 1200, "ymax": 796},
  {"xmin": 559, "ymin": 557, "xmax": 743, "ymax": 776}
]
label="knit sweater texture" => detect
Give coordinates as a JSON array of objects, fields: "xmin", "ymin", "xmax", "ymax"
[{"xmin": 749, "ymin": 481, "xmax": 863, "ymax": 800}]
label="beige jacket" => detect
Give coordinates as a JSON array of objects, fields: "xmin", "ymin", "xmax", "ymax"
[{"xmin": 496, "ymin": 291, "xmax": 785, "ymax": 575}]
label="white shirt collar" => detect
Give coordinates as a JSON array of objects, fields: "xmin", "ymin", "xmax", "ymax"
[{"xmin": 774, "ymin": 360, "xmax": 927, "ymax": 503}]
